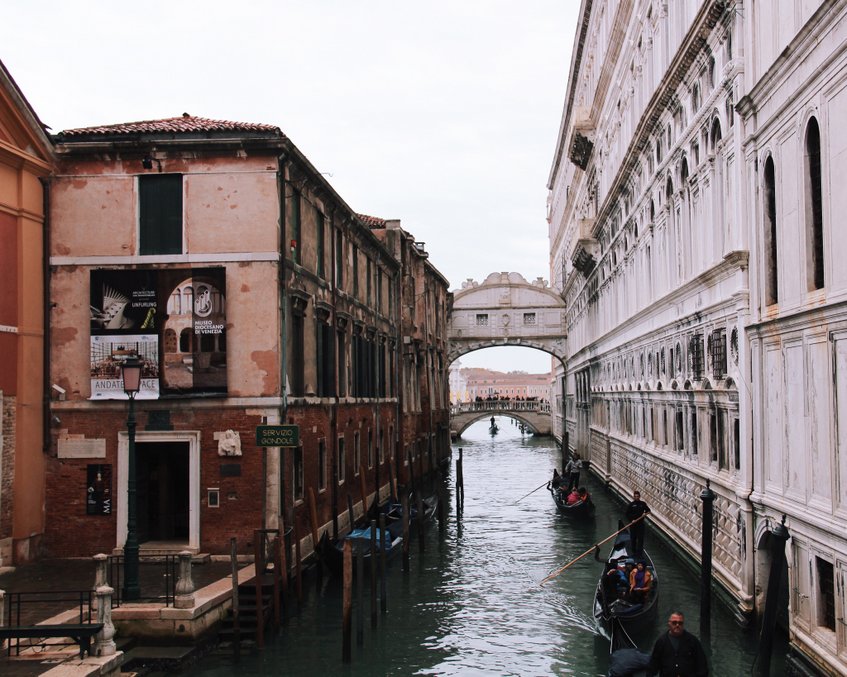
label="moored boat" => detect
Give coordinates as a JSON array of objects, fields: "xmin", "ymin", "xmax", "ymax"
[
  {"xmin": 593, "ymin": 524, "xmax": 658, "ymax": 629},
  {"xmin": 317, "ymin": 525, "xmax": 402, "ymax": 576},
  {"xmin": 607, "ymin": 618, "xmax": 651, "ymax": 676}
]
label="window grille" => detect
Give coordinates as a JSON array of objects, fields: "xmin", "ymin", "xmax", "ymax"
[
  {"xmin": 476, "ymin": 314, "xmax": 488, "ymax": 326},
  {"xmin": 523, "ymin": 313, "xmax": 536, "ymax": 325},
  {"xmin": 690, "ymin": 334, "xmax": 704, "ymax": 380},
  {"xmin": 711, "ymin": 329, "xmax": 727, "ymax": 378}
]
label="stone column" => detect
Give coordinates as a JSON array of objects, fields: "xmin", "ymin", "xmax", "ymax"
[
  {"xmin": 92, "ymin": 553, "xmax": 109, "ymax": 610},
  {"xmin": 174, "ymin": 551, "xmax": 196, "ymax": 609},
  {"xmin": 94, "ymin": 585, "xmax": 116, "ymax": 656}
]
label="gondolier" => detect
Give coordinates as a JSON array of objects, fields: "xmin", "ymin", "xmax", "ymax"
[
  {"xmin": 564, "ymin": 454, "xmax": 582, "ymax": 491},
  {"xmin": 624, "ymin": 490, "xmax": 651, "ymax": 556}
]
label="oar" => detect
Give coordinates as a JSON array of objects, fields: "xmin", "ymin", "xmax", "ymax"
[
  {"xmin": 514, "ymin": 480, "xmax": 552, "ymax": 504},
  {"xmin": 539, "ymin": 515, "xmax": 646, "ymax": 586}
]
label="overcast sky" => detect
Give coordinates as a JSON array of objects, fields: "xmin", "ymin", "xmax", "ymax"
[{"xmin": 2, "ymin": 1, "xmax": 578, "ymax": 373}]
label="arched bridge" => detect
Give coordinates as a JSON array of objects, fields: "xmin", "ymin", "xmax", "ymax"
[
  {"xmin": 450, "ymin": 400, "xmax": 552, "ymax": 438},
  {"xmin": 448, "ymin": 272, "xmax": 567, "ymax": 364}
]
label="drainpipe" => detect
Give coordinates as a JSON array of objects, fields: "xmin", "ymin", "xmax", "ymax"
[
  {"xmin": 41, "ymin": 177, "xmax": 51, "ymax": 453},
  {"xmin": 277, "ymin": 154, "xmax": 289, "ymax": 530}
]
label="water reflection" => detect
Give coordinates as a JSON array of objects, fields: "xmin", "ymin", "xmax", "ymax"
[{"xmin": 185, "ymin": 416, "xmax": 783, "ymax": 676}]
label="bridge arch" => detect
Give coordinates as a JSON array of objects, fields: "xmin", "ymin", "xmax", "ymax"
[{"xmin": 447, "ymin": 272, "xmax": 567, "ymax": 365}]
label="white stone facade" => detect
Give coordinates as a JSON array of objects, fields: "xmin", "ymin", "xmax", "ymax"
[{"xmin": 548, "ymin": 1, "xmax": 847, "ymax": 673}]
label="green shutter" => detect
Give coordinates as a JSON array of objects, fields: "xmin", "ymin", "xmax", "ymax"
[{"xmin": 140, "ymin": 175, "xmax": 183, "ymax": 255}]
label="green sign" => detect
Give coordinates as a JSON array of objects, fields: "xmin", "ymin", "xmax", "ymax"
[{"xmin": 256, "ymin": 424, "xmax": 300, "ymax": 447}]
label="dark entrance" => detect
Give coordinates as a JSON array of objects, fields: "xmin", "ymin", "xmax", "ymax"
[{"xmin": 136, "ymin": 441, "xmax": 189, "ymax": 542}]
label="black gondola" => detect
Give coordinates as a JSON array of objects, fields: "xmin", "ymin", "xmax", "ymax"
[
  {"xmin": 548, "ymin": 482, "xmax": 596, "ymax": 518},
  {"xmin": 370, "ymin": 493, "xmax": 439, "ymax": 539},
  {"xmin": 317, "ymin": 525, "xmax": 402, "ymax": 576},
  {"xmin": 593, "ymin": 524, "xmax": 658, "ymax": 629},
  {"xmin": 607, "ymin": 618, "xmax": 651, "ymax": 676}
]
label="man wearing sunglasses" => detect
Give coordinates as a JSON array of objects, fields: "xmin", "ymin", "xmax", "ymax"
[{"xmin": 648, "ymin": 611, "xmax": 709, "ymax": 676}]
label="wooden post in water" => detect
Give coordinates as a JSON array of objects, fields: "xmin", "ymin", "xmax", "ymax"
[
  {"xmin": 369, "ymin": 519, "xmax": 378, "ymax": 629},
  {"xmin": 308, "ymin": 488, "xmax": 320, "ymax": 553},
  {"xmin": 360, "ymin": 465, "xmax": 369, "ymax": 516},
  {"xmin": 229, "ymin": 537, "xmax": 240, "ymax": 656},
  {"xmin": 437, "ymin": 484, "xmax": 446, "ymax": 533},
  {"xmin": 379, "ymin": 513, "xmax": 388, "ymax": 614},
  {"xmin": 253, "ymin": 532, "xmax": 265, "ymax": 649},
  {"xmin": 347, "ymin": 494, "xmax": 356, "ymax": 530},
  {"xmin": 278, "ymin": 532, "xmax": 289, "ymax": 599},
  {"xmin": 356, "ymin": 538, "xmax": 364, "ymax": 646},
  {"xmin": 293, "ymin": 523, "xmax": 303, "ymax": 604},
  {"xmin": 402, "ymin": 492, "xmax": 410, "ymax": 572},
  {"xmin": 342, "ymin": 540, "xmax": 352, "ymax": 663},
  {"xmin": 416, "ymin": 491, "xmax": 426, "ymax": 551},
  {"xmin": 271, "ymin": 536, "xmax": 281, "ymax": 629}
]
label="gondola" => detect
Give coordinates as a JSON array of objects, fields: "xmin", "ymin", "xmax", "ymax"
[
  {"xmin": 593, "ymin": 523, "xmax": 658, "ymax": 629},
  {"xmin": 317, "ymin": 525, "xmax": 402, "ymax": 576},
  {"xmin": 370, "ymin": 493, "xmax": 439, "ymax": 539},
  {"xmin": 547, "ymin": 482, "xmax": 595, "ymax": 518},
  {"xmin": 607, "ymin": 617, "xmax": 651, "ymax": 676}
]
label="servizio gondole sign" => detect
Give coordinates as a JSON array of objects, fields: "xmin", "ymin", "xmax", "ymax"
[{"xmin": 256, "ymin": 425, "xmax": 300, "ymax": 447}]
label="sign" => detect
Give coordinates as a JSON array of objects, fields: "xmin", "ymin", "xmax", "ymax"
[
  {"xmin": 86, "ymin": 464, "xmax": 112, "ymax": 515},
  {"xmin": 256, "ymin": 424, "xmax": 300, "ymax": 447}
]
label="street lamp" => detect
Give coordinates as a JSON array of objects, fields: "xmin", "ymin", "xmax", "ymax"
[{"xmin": 120, "ymin": 357, "xmax": 142, "ymax": 601}]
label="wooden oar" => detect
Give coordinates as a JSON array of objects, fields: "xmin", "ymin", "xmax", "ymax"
[
  {"xmin": 514, "ymin": 480, "xmax": 552, "ymax": 504},
  {"xmin": 539, "ymin": 514, "xmax": 646, "ymax": 586}
]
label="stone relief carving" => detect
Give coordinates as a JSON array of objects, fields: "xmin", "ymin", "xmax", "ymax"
[{"xmin": 216, "ymin": 430, "xmax": 242, "ymax": 457}]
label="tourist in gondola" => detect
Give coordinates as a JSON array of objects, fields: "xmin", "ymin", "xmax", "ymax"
[
  {"xmin": 628, "ymin": 560, "xmax": 652, "ymax": 603},
  {"xmin": 624, "ymin": 490, "xmax": 651, "ymax": 556},
  {"xmin": 647, "ymin": 611, "xmax": 708, "ymax": 676}
]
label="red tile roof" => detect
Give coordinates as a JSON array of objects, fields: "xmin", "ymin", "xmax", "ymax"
[
  {"xmin": 58, "ymin": 114, "xmax": 282, "ymax": 137},
  {"xmin": 358, "ymin": 213, "xmax": 387, "ymax": 228}
]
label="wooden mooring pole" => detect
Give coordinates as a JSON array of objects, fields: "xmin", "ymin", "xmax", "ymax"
[
  {"xmin": 370, "ymin": 519, "xmax": 378, "ymax": 629},
  {"xmin": 402, "ymin": 492, "xmax": 411, "ymax": 572},
  {"xmin": 379, "ymin": 513, "xmax": 388, "ymax": 614},
  {"xmin": 342, "ymin": 540, "xmax": 352, "ymax": 663}
]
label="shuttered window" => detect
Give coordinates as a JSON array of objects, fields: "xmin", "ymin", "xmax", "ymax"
[{"xmin": 139, "ymin": 175, "xmax": 183, "ymax": 255}]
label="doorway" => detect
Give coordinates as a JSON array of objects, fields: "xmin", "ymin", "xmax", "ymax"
[{"xmin": 136, "ymin": 441, "xmax": 189, "ymax": 542}]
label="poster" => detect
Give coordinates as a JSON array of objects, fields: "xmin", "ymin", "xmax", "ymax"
[
  {"xmin": 90, "ymin": 268, "xmax": 227, "ymax": 398},
  {"xmin": 86, "ymin": 464, "xmax": 112, "ymax": 515}
]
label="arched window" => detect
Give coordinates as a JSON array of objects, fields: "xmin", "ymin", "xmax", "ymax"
[
  {"xmin": 805, "ymin": 117, "xmax": 824, "ymax": 290},
  {"xmin": 656, "ymin": 138, "xmax": 662, "ymax": 164},
  {"xmin": 710, "ymin": 118, "xmax": 722, "ymax": 153},
  {"xmin": 680, "ymin": 157, "xmax": 689, "ymax": 186},
  {"xmin": 666, "ymin": 177, "xmax": 674, "ymax": 200},
  {"xmin": 763, "ymin": 156, "xmax": 779, "ymax": 305}
]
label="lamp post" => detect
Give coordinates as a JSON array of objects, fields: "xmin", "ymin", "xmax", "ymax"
[{"xmin": 120, "ymin": 357, "xmax": 142, "ymax": 601}]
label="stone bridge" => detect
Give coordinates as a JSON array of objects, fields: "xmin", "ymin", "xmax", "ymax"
[
  {"xmin": 447, "ymin": 272, "xmax": 567, "ymax": 364},
  {"xmin": 450, "ymin": 400, "xmax": 553, "ymax": 437}
]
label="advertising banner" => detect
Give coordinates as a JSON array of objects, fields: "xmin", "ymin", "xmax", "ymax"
[{"xmin": 90, "ymin": 268, "xmax": 227, "ymax": 399}]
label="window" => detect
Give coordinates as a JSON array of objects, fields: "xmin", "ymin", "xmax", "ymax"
[
  {"xmin": 764, "ymin": 157, "xmax": 779, "ymax": 304},
  {"xmin": 316, "ymin": 313, "xmax": 335, "ymax": 397},
  {"xmin": 806, "ymin": 118, "xmax": 824, "ymax": 291},
  {"xmin": 376, "ymin": 268, "xmax": 383, "ymax": 314},
  {"xmin": 733, "ymin": 417, "xmax": 740, "ymax": 470},
  {"xmin": 366, "ymin": 258, "xmax": 372, "ymax": 306},
  {"xmin": 352, "ymin": 245, "xmax": 359, "ymax": 298},
  {"xmin": 318, "ymin": 439, "xmax": 327, "ymax": 491},
  {"xmin": 337, "ymin": 436, "xmax": 346, "ymax": 484},
  {"xmin": 690, "ymin": 334, "xmax": 704, "ymax": 380},
  {"xmin": 290, "ymin": 191, "xmax": 301, "ymax": 265},
  {"xmin": 139, "ymin": 174, "xmax": 183, "ymax": 255},
  {"xmin": 523, "ymin": 313, "xmax": 536, "ymax": 325},
  {"xmin": 335, "ymin": 229, "xmax": 344, "ymax": 288},
  {"xmin": 290, "ymin": 298, "xmax": 306, "ymax": 396},
  {"xmin": 711, "ymin": 329, "xmax": 727, "ymax": 379},
  {"xmin": 476, "ymin": 314, "xmax": 489, "ymax": 326},
  {"xmin": 336, "ymin": 327, "xmax": 347, "ymax": 397},
  {"xmin": 316, "ymin": 210, "xmax": 325, "ymax": 279},
  {"xmin": 816, "ymin": 557, "xmax": 835, "ymax": 631},
  {"xmin": 294, "ymin": 445, "xmax": 304, "ymax": 500}
]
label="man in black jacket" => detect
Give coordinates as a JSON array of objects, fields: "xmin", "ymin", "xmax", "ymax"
[
  {"xmin": 648, "ymin": 611, "xmax": 708, "ymax": 676},
  {"xmin": 624, "ymin": 490, "xmax": 651, "ymax": 555}
]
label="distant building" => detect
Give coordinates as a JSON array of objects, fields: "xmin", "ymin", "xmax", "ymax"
[
  {"xmin": 459, "ymin": 367, "xmax": 550, "ymax": 401},
  {"xmin": 549, "ymin": 2, "xmax": 847, "ymax": 673},
  {"xmin": 0, "ymin": 60, "xmax": 53, "ymax": 566}
]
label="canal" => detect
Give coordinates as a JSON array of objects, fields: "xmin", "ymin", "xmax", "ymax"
[{"xmin": 185, "ymin": 418, "xmax": 787, "ymax": 676}]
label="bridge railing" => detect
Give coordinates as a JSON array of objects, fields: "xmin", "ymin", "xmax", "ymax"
[{"xmin": 450, "ymin": 400, "xmax": 550, "ymax": 415}]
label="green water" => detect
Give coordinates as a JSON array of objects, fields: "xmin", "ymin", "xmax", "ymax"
[{"xmin": 184, "ymin": 418, "xmax": 784, "ymax": 676}]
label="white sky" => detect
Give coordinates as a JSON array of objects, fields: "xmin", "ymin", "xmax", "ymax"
[{"xmin": 2, "ymin": 0, "xmax": 579, "ymax": 373}]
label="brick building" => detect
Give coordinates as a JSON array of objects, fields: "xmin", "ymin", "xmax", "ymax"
[
  {"xmin": 0, "ymin": 60, "xmax": 53, "ymax": 565},
  {"xmin": 45, "ymin": 114, "xmax": 449, "ymax": 559}
]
